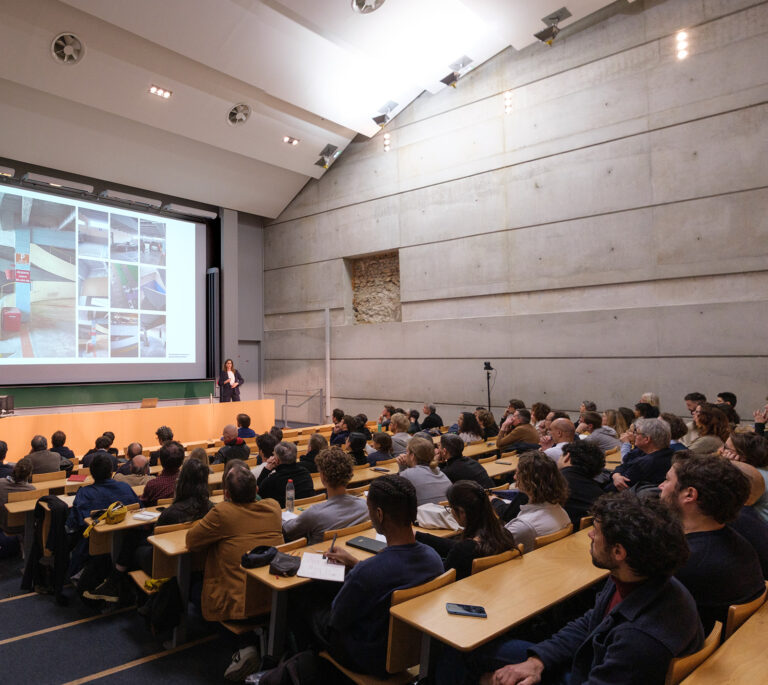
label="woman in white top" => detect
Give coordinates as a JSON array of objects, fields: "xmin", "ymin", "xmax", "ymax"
[
  {"xmin": 396, "ymin": 436, "xmax": 451, "ymax": 506},
  {"xmin": 504, "ymin": 450, "xmax": 571, "ymax": 552},
  {"xmin": 457, "ymin": 412, "xmax": 483, "ymax": 444},
  {"xmin": 218, "ymin": 358, "xmax": 244, "ymax": 402}
]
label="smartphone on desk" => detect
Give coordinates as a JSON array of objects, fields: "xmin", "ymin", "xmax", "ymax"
[
  {"xmin": 371, "ymin": 467, "xmax": 390, "ymax": 472},
  {"xmin": 446, "ymin": 602, "xmax": 487, "ymax": 618}
]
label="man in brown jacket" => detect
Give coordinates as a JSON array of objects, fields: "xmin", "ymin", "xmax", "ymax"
[
  {"xmin": 496, "ymin": 408, "xmax": 540, "ymax": 452},
  {"xmin": 186, "ymin": 464, "xmax": 283, "ymax": 680}
]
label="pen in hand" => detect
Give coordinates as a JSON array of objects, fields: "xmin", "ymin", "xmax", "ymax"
[{"xmin": 329, "ymin": 533, "xmax": 338, "ymax": 553}]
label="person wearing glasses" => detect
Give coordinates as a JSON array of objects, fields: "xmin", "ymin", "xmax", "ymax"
[{"xmin": 609, "ymin": 418, "xmax": 674, "ymax": 492}]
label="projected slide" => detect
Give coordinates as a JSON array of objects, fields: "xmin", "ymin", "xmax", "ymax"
[{"xmin": 0, "ymin": 186, "xmax": 197, "ymax": 365}]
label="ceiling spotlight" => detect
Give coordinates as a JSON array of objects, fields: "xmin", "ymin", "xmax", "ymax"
[
  {"xmin": 315, "ymin": 144, "xmax": 339, "ymax": 169},
  {"xmin": 503, "ymin": 90, "xmax": 513, "ymax": 114},
  {"xmin": 535, "ymin": 6, "xmax": 571, "ymax": 46},
  {"xmin": 440, "ymin": 72, "xmax": 459, "ymax": 88},
  {"xmin": 373, "ymin": 113, "xmax": 390, "ymax": 126},
  {"xmin": 149, "ymin": 85, "xmax": 172, "ymax": 99},
  {"xmin": 676, "ymin": 29, "xmax": 690, "ymax": 60},
  {"xmin": 676, "ymin": 31, "xmax": 688, "ymax": 41},
  {"xmin": 351, "ymin": 0, "xmax": 386, "ymax": 14},
  {"xmin": 283, "ymin": 136, "xmax": 300, "ymax": 146},
  {"xmin": 383, "ymin": 132, "xmax": 391, "ymax": 152},
  {"xmin": 372, "ymin": 100, "xmax": 398, "ymax": 127}
]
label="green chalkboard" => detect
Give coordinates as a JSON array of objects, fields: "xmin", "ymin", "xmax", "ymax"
[{"xmin": 0, "ymin": 380, "xmax": 215, "ymax": 408}]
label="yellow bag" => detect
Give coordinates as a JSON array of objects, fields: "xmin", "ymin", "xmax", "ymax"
[{"xmin": 83, "ymin": 502, "xmax": 128, "ymax": 538}]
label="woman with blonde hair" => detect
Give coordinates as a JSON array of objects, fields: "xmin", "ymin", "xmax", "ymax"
[
  {"xmin": 396, "ymin": 436, "xmax": 451, "ymax": 506},
  {"xmin": 602, "ymin": 409, "xmax": 628, "ymax": 437}
]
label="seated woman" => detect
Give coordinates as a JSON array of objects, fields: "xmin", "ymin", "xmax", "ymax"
[
  {"xmin": 503, "ymin": 451, "xmax": 571, "ymax": 552},
  {"xmin": 157, "ymin": 458, "xmax": 214, "ymax": 526},
  {"xmin": 602, "ymin": 408, "xmax": 628, "ymax": 438},
  {"xmin": 457, "ymin": 411, "xmax": 484, "ymax": 444},
  {"xmin": 477, "ymin": 409, "xmax": 499, "ymax": 439},
  {"xmin": 300, "ymin": 433, "xmax": 328, "ymax": 473},
  {"xmin": 345, "ymin": 432, "xmax": 369, "ymax": 466},
  {"xmin": 396, "ymin": 436, "xmax": 452, "ymax": 506},
  {"xmin": 688, "ymin": 402, "xmax": 730, "ymax": 456},
  {"xmin": 368, "ymin": 432, "xmax": 394, "ymax": 466},
  {"xmin": 330, "ymin": 414, "xmax": 356, "ymax": 446},
  {"xmin": 283, "ymin": 447, "xmax": 369, "ymax": 544},
  {"xmin": 188, "ymin": 446, "xmax": 214, "ymax": 473},
  {"xmin": 416, "ymin": 480, "xmax": 517, "ymax": 579}
]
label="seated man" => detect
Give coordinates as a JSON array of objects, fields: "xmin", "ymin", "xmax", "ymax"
[
  {"xmin": 140, "ymin": 440, "xmax": 184, "ymax": 507},
  {"xmin": 186, "ymin": 466, "xmax": 283, "ymax": 677},
  {"xmin": 295, "ymin": 475, "xmax": 443, "ymax": 678},
  {"xmin": 0, "ymin": 440, "xmax": 12, "ymax": 478},
  {"xmin": 388, "ymin": 412, "xmax": 413, "ymax": 456},
  {"xmin": 659, "ymin": 453, "xmax": 765, "ymax": 632},
  {"xmin": 496, "ymin": 408, "xmax": 539, "ymax": 452},
  {"xmin": 283, "ymin": 447, "xmax": 369, "ymax": 544},
  {"xmin": 0, "ymin": 458, "xmax": 35, "ymax": 536},
  {"xmin": 437, "ymin": 433, "xmax": 494, "ymax": 488},
  {"xmin": 81, "ymin": 435, "xmax": 119, "ymax": 471},
  {"xmin": 114, "ymin": 454, "xmax": 153, "ymax": 487},
  {"xmin": 469, "ymin": 492, "xmax": 703, "ymax": 685},
  {"xmin": 25, "ymin": 435, "xmax": 64, "ymax": 474},
  {"xmin": 421, "ymin": 403, "xmax": 444, "ymax": 431},
  {"xmin": 50, "ymin": 430, "xmax": 75, "ymax": 474},
  {"xmin": 149, "ymin": 425, "xmax": 174, "ymax": 466},
  {"xmin": 254, "ymin": 431, "xmax": 278, "ymax": 468},
  {"xmin": 256, "ymin": 441, "xmax": 315, "ymax": 507},
  {"xmin": 213, "ymin": 424, "xmax": 250, "ymax": 464},
  {"xmin": 116, "ymin": 442, "xmax": 144, "ymax": 475},
  {"xmin": 577, "ymin": 411, "xmax": 620, "ymax": 451},
  {"xmin": 236, "ymin": 413, "xmax": 256, "ymax": 439},
  {"xmin": 609, "ymin": 418, "xmax": 674, "ymax": 491},
  {"xmin": 558, "ymin": 441, "xmax": 606, "ymax": 527},
  {"xmin": 539, "ymin": 418, "xmax": 575, "ymax": 462}
]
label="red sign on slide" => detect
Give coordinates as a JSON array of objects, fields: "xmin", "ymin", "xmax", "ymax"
[{"xmin": 15, "ymin": 269, "xmax": 30, "ymax": 283}]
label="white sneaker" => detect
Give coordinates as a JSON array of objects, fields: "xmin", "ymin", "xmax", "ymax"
[{"xmin": 224, "ymin": 645, "xmax": 261, "ymax": 681}]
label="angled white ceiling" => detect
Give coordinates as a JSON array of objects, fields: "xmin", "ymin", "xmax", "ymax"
[{"xmin": 0, "ymin": 0, "xmax": 622, "ymax": 217}]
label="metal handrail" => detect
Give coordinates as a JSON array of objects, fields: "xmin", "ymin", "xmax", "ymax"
[{"xmin": 280, "ymin": 388, "xmax": 324, "ymax": 427}]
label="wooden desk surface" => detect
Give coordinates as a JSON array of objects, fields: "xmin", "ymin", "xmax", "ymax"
[
  {"xmin": 681, "ymin": 600, "xmax": 768, "ymax": 684},
  {"xmin": 4, "ymin": 493, "xmax": 75, "ymax": 515},
  {"xmin": 389, "ymin": 528, "xmax": 607, "ymax": 652},
  {"xmin": 312, "ymin": 465, "xmax": 397, "ymax": 491},
  {"xmin": 483, "ymin": 458, "xmax": 518, "ymax": 480}
]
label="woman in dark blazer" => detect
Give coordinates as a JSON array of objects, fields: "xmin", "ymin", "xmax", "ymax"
[{"xmin": 218, "ymin": 358, "xmax": 244, "ymax": 402}]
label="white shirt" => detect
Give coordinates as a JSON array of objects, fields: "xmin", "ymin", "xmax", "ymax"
[
  {"xmin": 544, "ymin": 442, "xmax": 568, "ymax": 462},
  {"xmin": 227, "ymin": 370, "xmax": 235, "ymax": 384}
]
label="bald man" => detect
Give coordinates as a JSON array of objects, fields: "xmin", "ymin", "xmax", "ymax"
[
  {"xmin": 540, "ymin": 418, "xmax": 576, "ymax": 462},
  {"xmin": 117, "ymin": 441, "xmax": 144, "ymax": 475},
  {"xmin": 213, "ymin": 424, "xmax": 251, "ymax": 464},
  {"xmin": 114, "ymin": 453, "xmax": 153, "ymax": 487}
]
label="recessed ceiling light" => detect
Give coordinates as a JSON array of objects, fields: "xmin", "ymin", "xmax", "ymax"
[
  {"xmin": 0, "ymin": 166, "xmax": 14, "ymax": 178},
  {"xmin": 149, "ymin": 85, "xmax": 172, "ymax": 99}
]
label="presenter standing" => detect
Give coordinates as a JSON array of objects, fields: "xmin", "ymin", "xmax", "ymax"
[{"xmin": 218, "ymin": 359, "xmax": 243, "ymax": 402}]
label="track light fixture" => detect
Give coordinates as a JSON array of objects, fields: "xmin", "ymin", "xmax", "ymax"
[
  {"xmin": 315, "ymin": 144, "xmax": 340, "ymax": 169},
  {"xmin": 535, "ymin": 6, "xmax": 571, "ymax": 46},
  {"xmin": 372, "ymin": 100, "xmax": 398, "ymax": 127}
]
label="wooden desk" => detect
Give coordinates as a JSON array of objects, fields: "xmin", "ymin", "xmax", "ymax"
[
  {"xmin": 4, "ymin": 493, "xmax": 76, "ymax": 556},
  {"xmin": 483, "ymin": 458, "xmax": 518, "ymax": 480},
  {"xmin": 681, "ymin": 600, "xmax": 768, "ymax": 683},
  {"xmin": 311, "ymin": 465, "xmax": 397, "ymax": 492},
  {"xmin": 389, "ymin": 528, "xmax": 607, "ymax": 678},
  {"xmin": 464, "ymin": 441, "xmax": 499, "ymax": 459}
]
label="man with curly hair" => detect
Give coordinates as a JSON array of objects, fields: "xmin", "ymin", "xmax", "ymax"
[
  {"xmin": 466, "ymin": 492, "xmax": 703, "ymax": 685},
  {"xmin": 282, "ymin": 447, "xmax": 369, "ymax": 544}
]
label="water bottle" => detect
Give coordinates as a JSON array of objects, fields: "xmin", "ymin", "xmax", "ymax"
[{"xmin": 286, "ymin": 479, "xmax": 295, "ymax": 513}]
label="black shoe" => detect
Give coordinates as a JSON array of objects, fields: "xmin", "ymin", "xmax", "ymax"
[{"xmin": 83, "ymin": 575, "xmax": 121, "ymax": 603}]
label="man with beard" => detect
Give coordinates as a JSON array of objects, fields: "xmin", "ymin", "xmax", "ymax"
[{"xmin": 465, "ymin": 492, "xmax": 703, "ymax": 685}]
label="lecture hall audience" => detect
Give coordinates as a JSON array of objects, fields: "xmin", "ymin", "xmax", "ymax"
[
  {"xmin": 436, "ymin": 433, "xmax": 494, "ymax": 488},
  {"xmin": 255, "ymin": 440, "xmax": 314, "ymax": 507},
  {"xmin": 396, "ymin": 435, "xmax": 452, "ymax": 506}
]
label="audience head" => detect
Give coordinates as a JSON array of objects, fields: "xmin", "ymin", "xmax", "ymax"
[
  {"xmin": 188, "ymin": 446, "xmax": 210, "ymax": 469},
  {"xmin": 90, "ymin": 453, "xmax": 114, "ymax": 482},
  {"xmin": 515, "ymin": 451, "xmax": 568, "ymax": 505},
  {"xmin": 447, "ymin": 480, "xmax": 515, "ymax": 555},
  {"xmin": 30, "ymin": 435, "xmax": 47, "ymax": 452},
  {"xmin": 268, "ymin": 427, "xmax": 283, "ymax": 443},
  {"xmin": 458, "ymin": 411, "xmax": 483, "ymax": 437},
  {"xmin": 256, "ymin": 432, "xmax": 278, "ymax": 459},
  {"xmin": 341, "ymin": 414, "xmax": 358, "ymax": 433},
  {"xmin": 156, "ymin": 425, "xmax": 173, "ymax": 443},
  {"xmin": 507, "ymin": 399, "xmax": 526, "ymax": 411},
  {"xmin": 549, "ymin": 418, "xmax": 576, "ymax": 444},
  {"xmin": 692, "ymin": 403, "xmax": 730, "ymax": 441},
  {"xmin": 222, "ymin": 458, "xmax": 249, "ymax": 484},
  {"xmin": 51, "ymin": 430, "xmax": 66, "ymax": 448},
  {"xmin": 580, "ymin": 400, "xmax": 597, "ymax": 413},
  {"xmin": 544, "ymin": 411, "xmax": 570, "ymax": 432},
  {"xmin": 224, "ymin": 464, "xmax": 257, "ymax": 503},
  {"xmin": 406, "ymin": 436, "xmax": 439, "ymax": 472},
  {"xmin": 316, "ymin": 447, "xmax": 355, "ymax": 489},
  {"xmin": 236, "ymin": 413, "xmax": 251, "ymax": 429},
  {"xmin": 561, "ymin": 440, "xmax": 605, "ymax": 477},
  {"xmin": 581, "ymin": 411, "xmax": 603, "ymax": 430},
  {"xmin": 640, "ymin": 392, "xmax": 660, "ymax": 408},
  {"xmin": 717, "ymin": 391, "xmax": 737, "ymax": 407},
  {"xmin": 617, "ymin": 407, "xmax": 635, "ymax": 429},
  {"xmin": 634, "ymin": 418, "xmax": 671, "ymax": 452},
  {"xmin": 531, "ymin": 402, "xmax": 551, "ymax": 423},
  {"xmin": 439, "ymin": 433, "xmax": 465, "ymax": 460},
  {"xmin": 174, "ymin": 458, "xmax": 211, "ymax": 504},
  {"xmin": 367, "ymin": 475, "xmax": 417, "ymax": 531},
  {"xmin": 0, "ymin": 440, "xmax": 7, "ymax": 463},
  {"xmin": 590, "ymin": 492, "xmax": 688, "ymax": 579},
  {"xmin": 308, "ymin": 433, "xmax": 329, "ymax": 454},
  {"xmin": 372, "ymin": 432, "xmax": 393, "ymax": 454},
  {"xmin": 476, "ymin": 409, "xmax": 497, "ymax": 432},
  {"xmin": 382, "ymin": 405, "xmax": 396, "ymax": 420},
  {"xmin": 274, "ymin": 441, "xmax": 298, "ymax": 465},
  {"xmin": 95, "ymin": 435, "xmax": 112, "ymax": 450},
  {"xmin": 602, "ymin": 409, "xmax": 628, "ymax": 436},
  {"xmin": 408, "ymin": 409, "xmax": 420, "ymax": 423},
  {"xmin": 347, "ymin": 432, "xmax": 367, "ymax": 454},
  {"xmin": 513, "ymin": 408, "xmax": 531, "ymax": 427},
  {"xmin": 102, "ymin": 431, "xmax": 115, "ymax": 446},
  {"xmin": 158, "ymin": 440, "xmax": 185, "ymax": 472},
  {"xmin": 634, "ymin": 402, "xmax": 660, "ymax": 419},
  {"xmin": 725, "ymin": 433, "xmax": 768, "ymax": 468},
  {"xmin": 389, "ymin": 412, "xmax": 410, "ymax": 434},
  {"xmin": 12, "ymin": 457, "xmax": 33, "ymax": 483},
  {"xmin": 222, "ymin": 424, "xmax": 238, "ymax": 442},
  {"xmin": 684, "ymin": 392, "xmax": 707, "ymax": 413},
  {"xmin": 661, "ymin": 413, "xmax": 688, "ymax": 442},
  {"xmin": 660, "ymin": 453, "xmax": 749, "ymax": 525},
  {"xmin": 423, "ymin": 403, "xmax": 436, "ymax": 416},
  {"xmin": 332, "ymin": 408, "xmax": 344, "ymax": 424},
  {"xmin": 130, "ymin": 454, "xmax": 149, "ymax": 475},
  {"xmin": 125, "ymin": 442, "xmax": 143, "ymax": 459},
  {"xmin": 355, "ymin": 413, "xmax": 369, "ymax": 430},
  {"xmin": 715, "ymin": 402, "xmax": 740, "ymax": 427}
]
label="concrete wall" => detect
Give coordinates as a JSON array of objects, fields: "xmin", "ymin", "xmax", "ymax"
[{"xmin": 262, "ymin": 0, "xmax": 768, "ymax": 424}]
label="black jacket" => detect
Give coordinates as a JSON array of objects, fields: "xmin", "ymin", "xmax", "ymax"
[
  {"xmin": 440, "ymin": 456, "xmax": 494, "ymax": 489},
  {"xmin": 213, "ymin": 439, "xmax": 251, "ymax": 464},
  {"xmin": 256, "ymin": 462, "xmax": 315, "ymax": 507},
  {"xmin": 21, "ymin": 495, "xmax": 70, "ymax": 601},
  {"xmin": 561, "ymin": 466, "xmax": 606, "ymax": 528},
  {"xmin": 421, "ymin": 413, "xmax": 443, "ymax": 430}
]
